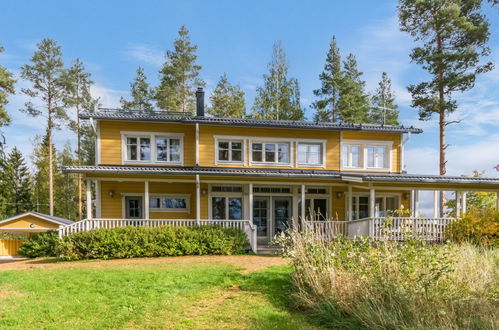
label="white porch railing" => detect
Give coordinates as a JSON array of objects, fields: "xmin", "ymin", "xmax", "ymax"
[
  {"xmin": 305, "ymin": 217, "xmax": 455, "ymax": 242},
  {"xmin": 58, "ymin": 219, "xmax": 258, "ymax": 253}
]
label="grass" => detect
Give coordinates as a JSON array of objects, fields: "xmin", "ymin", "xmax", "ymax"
[{"xmin": 0, "ymin": 258, "xmax": 321, "ymax": 329}]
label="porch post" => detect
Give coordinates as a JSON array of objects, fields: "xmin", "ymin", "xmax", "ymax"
[
  {"xmin": 144, "ymin": 181, "xmax": 149, "ymax": 220},
  {"xmin": 414, "ymin": 190, "xmax": 419, "ymax": 217},
  {"xmin": 410, "ymin": 190, "xmax": 415, "ymax": 217},
  {"xmin": 300, "ymin": 184, "xmax": 306, "ymax": 220},
  {"xmin": 86, "ymin": 179, "xmax": 92, "ymax": 219},
  {"xmin": 369, "ymin": 187, "xmax": 375, "ymax": 218},
  {"xmin": 248, "ymin": 183, "xmax": 253, "ymax": 221},
  {"xmin": 455, "ymin": 191, "xmax": 461, "ymax": 218},
  {"xmin": 461, "ymin": 192, "xmax": 467, "ymax": 216},
  {"xmin": 496, "ymin": 192, "xmax": 499, "ymax": 211},
  {"xmin": 347, "ymin": 185, "xmax": 353, "ymax": 221},
  {"xmin": 196, "ymin": 175, "xmax": 201, "ymax": 224},
  {"xmin": 95, "ymin": 180, "xmax": 101, "ymax": 218},
  {"xmin": 433, "ymin": 190, "xmax": 439, "ymax": 218}
]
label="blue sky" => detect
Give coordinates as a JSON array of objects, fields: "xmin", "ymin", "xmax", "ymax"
[{"xmin": 1, "ymin": 0, "xmax": 499, "ymax": 182}]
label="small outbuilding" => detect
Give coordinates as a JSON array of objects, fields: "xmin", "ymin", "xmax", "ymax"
[{"xmin": 0, "ymin": 212, "xmax": 73, "ymax": 257}]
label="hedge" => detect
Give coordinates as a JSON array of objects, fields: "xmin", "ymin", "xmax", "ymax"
[
  {"xmin": 58, "ymin": 225, "xmax": 249, "ymax": 260},
  {"xmin": 18, "ymin": 231, "xmax": 61, "ymax": 258}
]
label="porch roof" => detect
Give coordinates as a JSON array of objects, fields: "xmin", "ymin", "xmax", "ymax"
[{"xmin": 63, "ymin": 165, "xmax": 499, "ymax": 188}]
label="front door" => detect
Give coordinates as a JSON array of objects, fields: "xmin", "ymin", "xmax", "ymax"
[
  {"xmin": 125, "ymin": 196, "xmax": 143, "ymax": 219},
  {"xmin": 253, "ymin": 197, "xmax": 270, "ymax": 243},
  {"xmin": 273, "ymin": 197, "xmax": 292, "ymax": 235}
]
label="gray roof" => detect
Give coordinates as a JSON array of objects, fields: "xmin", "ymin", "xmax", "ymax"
[
  {"xmin": 64, "ymin": 165, "xmax": 499, "ymax": 186},
  {"xmin": 0, "ymin": 212, "xmax": 73, "ymax": 225},
  {"xmin": 81, "ymin": 109, "xmax": 423, "ymax": 134}
]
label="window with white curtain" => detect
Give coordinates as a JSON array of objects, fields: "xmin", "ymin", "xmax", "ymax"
[
  {"xmin": 297, "ymin": 143, "xmax": 323, "ymax": 166},
  {"xmin": 341, "ymin": 141, "xmax": 391, "ymax": 170}
]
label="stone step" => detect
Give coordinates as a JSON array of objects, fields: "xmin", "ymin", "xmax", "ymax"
[{"xmin": 256, "ymin": 245, "xmax": 282, "ymax": 255}]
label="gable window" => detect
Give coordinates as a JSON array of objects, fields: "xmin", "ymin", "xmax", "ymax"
[
  {"xmin": 127, "ymin": 137, "xmax": 151, "ymax": 161},
  {"xmin": 252, "ymin": 142, "xmax": 290, "ymax": 164},
  {"xmin": 122, "ymin": 132, "xmax": 183, "ymax": 165},
  {"xmin": 149, "ymin": 194, "xmax": 189, "ymax": 212},
  {"xmin": 341, "ymin": 140, "xmax": 391, "ymax": 171},
  {"xmin": 297, "ymin": 142, "xmax": 323, "ymax": 166},
  {"xmin": 217, "ymin": 140, "xmax": 243, "ymax": 163}
]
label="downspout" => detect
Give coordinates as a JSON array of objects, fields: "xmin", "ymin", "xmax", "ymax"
[{"xmin": 401, "ymin": 132, "xmax": 411, "ymax": 174}]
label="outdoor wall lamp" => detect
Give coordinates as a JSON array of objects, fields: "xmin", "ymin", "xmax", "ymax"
[
  {"xmin": 403, "ymin": 192, "xmax": 410, "ymax": 200},
  {"xmin": 336, "ymin": 191, "xmax": 343, "ymax": 199},
  {"xmin": 201, "ymin": 188, "xmax": 208, "ymax": 196},
  {"xmin": 108, "ymin": 190, "xmax": 115, "ymax": 198}
]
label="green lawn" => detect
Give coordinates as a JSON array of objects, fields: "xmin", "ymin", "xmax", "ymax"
[{"xmin": 0, "ymin": 259, "xmax": 321, "ymax": 329}]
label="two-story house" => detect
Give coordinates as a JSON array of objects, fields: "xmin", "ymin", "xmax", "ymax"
[{"xmin": 64, "ymin": 88, "xmax": 499, "ymax": 247}]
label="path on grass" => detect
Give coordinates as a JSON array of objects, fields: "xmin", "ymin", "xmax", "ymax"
[{"xmin": 0, "ymin": 255, "xmax": 289, "ymax": 273}]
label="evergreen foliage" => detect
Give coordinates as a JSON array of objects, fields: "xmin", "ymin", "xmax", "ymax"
[
  {"xmin": 31, "ymin": 133, "xmax": 56, "ymax": 215},
  {"xmin": 369, "ymin": 72, "xmax": 400, "ymax": 125},
  {"xmin": 55, "ymin": 142, "xmax": 78, "ymax": 220},
  {"xmin": 336, "ymin": 54, "xmax": 370, "ymax": 123},
  {"xmin": 0, "ymin": 44, "xmax": 15, "ymax": 128},
  {"xmin": 120, "ymin": 67, "xmax": 154, "ymax": 113},
  {"xmin": 20, "ymin": 38, "xmax": 69, "ymax": 216},
  {"xmin": 2, "ymin": 148, "xmax": 33, "ymax": 216},
  {"xmin": 312, "ymin": 36, "xmax": 342, "ymax": 122},
  {"xmin": 252, "ymin": 41, "xmax": 304, "ymax": 120},
  {"xmin": 155, "ymin": 25, "xmax": 204, "ymax": 114},
  {"xmin": 207, "ymin": 73, "xmax": 246, "ymax": 118}
]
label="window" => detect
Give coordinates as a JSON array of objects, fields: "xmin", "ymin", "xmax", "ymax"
[
  {"xmin": 211, "ymin": 197, "xmax": 243, "ymax": 220},
  {"xmin": 122, "ymin": 132, "xmax": 183, "ymax": 164},
  {"xmin": 342, "ymin": 144, "xmax": 361, "ymax": 168},
  {"xmin": 211, "ymin": 186, "xmax": 243, "ymax": 193},
  {"xmin": 156, "ymin": 137, "xmax": 181, "ymax": 162},
  {"xmin": 253, "ymin": 187, "xmax": 291, "ymax": 194},
  {"xmin": 298, "ymin": 198, "xmax": 329, "ymax": 220},
  {"xmin": 126, "ymin": 137, "xmax": 151, "ymax": 161},
  {"xmin": 252, "ymin": 142, "xmax": 290, "ymax": 164},
  {"xmin": 217, "ymin": 140, "xmax": 243, "ymax": 163},
  {"xmin": 149, "ymin": 195, "xmax": 189, "ymax": 212},
  {"xmin": 341, "ymin": 141, "xmax": 391, "ymax": 170},
  {"xmin": 297, "ymin": 143, "xmax": 323, "ymax": 166}
]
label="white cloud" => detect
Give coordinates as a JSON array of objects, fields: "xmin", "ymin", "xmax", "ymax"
[
  {"xmin": 123, "ymin": 44, "xmax": 164, "ymax": 67},
  {"xmin": 91, "ymin": 84, "xmax": 127, "ymax": 108}
]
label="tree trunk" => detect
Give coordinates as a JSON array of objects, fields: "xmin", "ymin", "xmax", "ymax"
[
  {"xmin": 437, "ymin": 33, "xmax": 446, "ymax": 217},
  {"xmin": 77, "ymin": 99, "xmax": 82, "ymax": 220},
  {"xmin": 48, "ymin": 101, "xmax": 54, "ymax": 216}
]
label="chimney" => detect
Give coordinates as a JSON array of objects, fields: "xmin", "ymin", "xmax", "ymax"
[{"xmin": 196, "ymin": 87, "xmax": 205, "ymax": 117}]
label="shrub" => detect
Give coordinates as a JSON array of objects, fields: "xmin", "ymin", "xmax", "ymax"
[
  {"xmin": 275, "ymin": 229, "xmax": 498, "ymax": 329},
  {"xmin": 446, "ymin": 208, "xmax": 499, "ymax": 247},
  {"xmin": 18, "ymin": 231, "xmax": 61, "ymax": 258},
  {"xmin": 59, "ymin": 225, "xmax": 248, "ymax": 260}
]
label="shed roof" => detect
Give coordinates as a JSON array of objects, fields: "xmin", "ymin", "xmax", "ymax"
[{"xmin": 0, "ymin": 212, "xmax": 73, "ymax": 226}]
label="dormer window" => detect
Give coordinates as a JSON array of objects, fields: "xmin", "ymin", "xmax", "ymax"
[{"xmin": 341, "ymin": 140, "xmax": 391, "ymax": 171}]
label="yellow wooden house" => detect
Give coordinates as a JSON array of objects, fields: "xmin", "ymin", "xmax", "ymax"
[{"xmin": 62, "ymin": 89, "xmax": 499, "ymax": 251}]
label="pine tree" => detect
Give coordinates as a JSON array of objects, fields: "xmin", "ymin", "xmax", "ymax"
[
  {"xmin": 207, "ymin": 73, "xmax": 246, "ymax": 118},
  {"xmin": 3, "ymin": 148, "xmax": 33, "ymax": 216},
  {"xmin": 31, "ymin": 133, "xmax": 56, "ymax": 214},
  {"xmin": 55, "ymin": 142, "xmax": 78, "ymax": 220},
  {"xmin": 155, "ymin": 25, "xmax": 204, "ymax": 114},
  {"xmin": 120, "ymin": 67, "xmax": 154, "ymax": 113},
  {"xmin": 20, "ymin": 38, "xmax": 69, "ymax": 216},
  {"xmin": 252, "ymin": 41, "xmax": 304, "ymax": 121},
  {"xmin": 0, "ymin": 44, "xmax": 15, "ymax": 128},
  {"xmin": 62, "ymin": 58, "xmax": 95, "ymax": 220},
  {"xmin": 399, "ymin": 0, "xmax": 493, "ymax": 215},
  {"xmin": 370, "ymin": 72, "xmax": 400, "ymax": 125},
  {"xmin": 336, "ymin": 54, "xmax": 370, "ymax": 123},
  {"xmin": 312, "ymin": 36, "xmax": 343, "ymax": 122}
]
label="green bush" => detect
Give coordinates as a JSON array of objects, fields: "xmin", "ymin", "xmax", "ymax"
[
  {"xmin": 446, "ymin": 208, "xmax": 499, "ymax": 247},
  {"xmin": 59, "ymin": 225, "xmax": 249, "ymax": 260},
  {"xmin": 18, "ymin": 231, "xmax": 61, "ymax": 258}
]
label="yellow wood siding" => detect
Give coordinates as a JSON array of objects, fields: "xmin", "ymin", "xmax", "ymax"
[
  {"xmin": 0, "ymin": 240, "xmax": 24, "ymax": 256},
  {"xmin": 0, "ymin": 215, "xmax": 60, "ymax": 229},
  {"xmin": 99, "ymin": 121, "xmax": 195, "ymax": 166}
]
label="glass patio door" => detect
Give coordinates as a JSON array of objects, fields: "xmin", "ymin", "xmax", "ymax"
[
  {"xmin": 253, "ymin": 197, "xmax": 270, "ymax": 239},
  {"xmin": 273, "ymin": 198, "xmax": 291, "ymax": 235}
]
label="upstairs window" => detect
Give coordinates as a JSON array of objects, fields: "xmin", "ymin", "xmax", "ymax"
[
  {"xmin": 156, "ymin": 137, "xmax": 181, "ymax": 162},
  {"xmin": 341, "ymin": 141, "xmax": 391, "ymax": 170},
  {"xmin": 297, "ymin": 142, "xmax": 323, "ymax": 166},
  {"xmin": 126, "ymin": 137, "xmax": 151, "ymax": 161},
  {"xmin": 252, "ymin": 142, "xmax": 290, "ymax": 164},
  {"xmin": 217, "ymin": 140, "xmax": 243, "ymax": 163}
]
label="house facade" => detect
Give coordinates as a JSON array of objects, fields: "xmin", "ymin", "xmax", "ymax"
[{"xmin": 65, "ymin": 89, "xmax": 499, "ymax": 246}]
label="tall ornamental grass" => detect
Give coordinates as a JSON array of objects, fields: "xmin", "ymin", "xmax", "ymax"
[{"xmin": 276, "ymin": 229, "xmax": 498, "ymax": 329}]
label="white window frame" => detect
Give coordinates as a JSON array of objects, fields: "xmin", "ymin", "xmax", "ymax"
[
  {"xmin": 149, "ymin": 194, "xmax": 190, "ymax": 213},
  {"xmin": 208, "ymin": 185, "xmax": 244, "ymax": 220},
  {"xmin": 250, "ymin": 138, "xmax": 292, "ymax": 166},
  {"xmin": 121, "ymin": 131, "xmax": 184, "ymax": 165},
  {"xmin": 296, "ymin": 141, "xmax": 326, "ymax": 168},
  {"xmin": 340, "ymin": 139, "xmax": 392, "ymax": 171},
  {"xmin": 346, "ymin": 192, "xmax": 401, "ymax": 220},
  {"xmin": 214, "ymin": 136, "xmax": 246, "ymax": 165}
]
